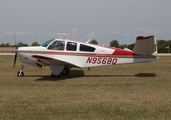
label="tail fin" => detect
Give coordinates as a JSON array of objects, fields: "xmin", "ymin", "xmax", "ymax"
[{"xmin": 133, "ymin": 36, "xmax": 156, "ymax": 55}]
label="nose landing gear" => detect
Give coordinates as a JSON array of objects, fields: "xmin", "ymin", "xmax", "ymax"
[{"xmin": 17, "ymin": 65, "xmax": 24, "ymax": 77}]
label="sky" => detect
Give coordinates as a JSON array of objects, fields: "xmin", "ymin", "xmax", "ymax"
[{"xmin": 0, "ymin": 0, "xmax": 171, "ymax": 46}]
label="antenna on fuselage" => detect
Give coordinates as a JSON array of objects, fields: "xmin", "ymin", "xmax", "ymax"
[
  {"xmin": 58, "ymin": 33, "xmax": 62, "ymax": 39},
  {"xmin": 86, "ymin": 37, "xmax": 92, "ymax": 43}
]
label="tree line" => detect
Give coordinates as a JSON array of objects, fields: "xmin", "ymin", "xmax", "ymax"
[
  {"xmin": 90, "ymin": 39, "xmax": 171, "ymax": 53},
  {"xmin": 1, "ymin": 39, "xmax": 171, "ymax": 53},
  {"xmin": 0, "ymin": 42, "xmax": 40, "ymax": 47}
]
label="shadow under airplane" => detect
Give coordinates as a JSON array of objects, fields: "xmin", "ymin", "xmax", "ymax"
[{"xmin": 24, "ymin": 70, "xmax": 157, "ymax": 81}]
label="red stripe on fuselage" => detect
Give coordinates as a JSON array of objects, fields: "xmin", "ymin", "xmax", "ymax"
[
  {"xmin": 31, "ymin": 55, "xmax": 52, "ymax": 59},
  {"xmin": 18, "ymin": 49, "xmax": 138, "ymax": 57},
  {"xmin": 112, "ymin": 48, "xmax": 137, "ymax": 56}
]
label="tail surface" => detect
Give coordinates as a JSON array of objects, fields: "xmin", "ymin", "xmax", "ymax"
[{"xmin": 133, "ymin": 36, "xmax": 156, "ymax": 55}]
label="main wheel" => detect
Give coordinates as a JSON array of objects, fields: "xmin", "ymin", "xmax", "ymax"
[
  {"xmin": 61, "ymin": 68, "xmax": 69, "ymax": 75},
  {"xmin": 17, "ymin": 71, "xmax": 24, "ymax": 77}
]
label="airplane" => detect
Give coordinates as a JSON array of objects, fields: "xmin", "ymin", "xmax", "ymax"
[{"xmin": 12, "ymin": 35, "xmax": 159, "ymax": 78}]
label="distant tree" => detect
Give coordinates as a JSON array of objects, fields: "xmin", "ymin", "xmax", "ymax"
[
  {"xmin": 11, "ymin": 45, "xmax": 16, "ymax": 47},
  {"xmin": 89, "ymin": 39, "xmax": 98, "ymax": 45},
  {"xmin": 0, "ymin": 43, "xmax": 5, "ymax": 47},
  {"xmin": 128, "ymin": 43, "xmax": 135, "ymax": 50},
  {"xmin": 166, "ymin": 40, "xmax": 171, "ymax": 51},
  {"xmin": 158, "ymin": 40, "xmax": 167, "ymax": 53},
  {"xmin": 17, "ymin": 42, "xmax": 29, "ymax": 47},
  {"xmin": 4, "ymin": 43, "xmax": 11, "ymax": 47},
  {"xmin": 0, "ymin": 43, "xmax": 11, "ymax": 47},
  {"xmin": 110, "ymin": 40, "xmax": 119, "ymax": 48},
  {"xmin": 119, "ymin": 44, "xmax": 128, "ymax": 49},
  {"xmin": 31, "ymin": 42, "xmax": 40, "ymax": 46}
]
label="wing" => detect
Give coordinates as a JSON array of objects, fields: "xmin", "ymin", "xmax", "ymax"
[{"xmin": 31, "ymin": 54, "xmax": 80, "ymax": 67}]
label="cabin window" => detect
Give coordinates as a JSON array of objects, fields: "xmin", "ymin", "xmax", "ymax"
[
  {"xmin": 67, "ymin": 42, "xmax": 77, "ymax": 51},
  {"xmin": 80, "ymin": 44, "xmax": 95, "ymax": 52},
  {"xmin": 48, "ymin": 41, "xmax": 65, "ymax": 50}
]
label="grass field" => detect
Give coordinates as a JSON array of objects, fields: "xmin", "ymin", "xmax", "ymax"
[{"xmin": 0, "ymin": 55, "xmax": 171, "ymax": 119}]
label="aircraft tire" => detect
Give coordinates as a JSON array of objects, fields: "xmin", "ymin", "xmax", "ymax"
[
  {"xmin": 61, "ymin": 68, "xmax": 69, "ymax": 75},
  {"xmin": 17, "ymin": 71, "xmax": 24, "ymax": 77}
]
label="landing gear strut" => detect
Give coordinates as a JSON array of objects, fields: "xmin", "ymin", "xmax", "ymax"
[{"xmin": 17, "ymin": 65, "xmax": 24, "ymax": 77}]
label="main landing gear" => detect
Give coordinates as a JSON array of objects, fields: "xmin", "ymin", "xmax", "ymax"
[
  {"xmin": 61, "ymin": 67, "xmax": 70, "ymax": 75},
  {"xmin": 51, "ymin": 67, "xmax": 71, "ymax": 78},
  {"xmin": 17, "ymin": 65, "xmax": 24, "ymax": 77}
]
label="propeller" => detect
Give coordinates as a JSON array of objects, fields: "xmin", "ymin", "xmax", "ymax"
[{"xmin": 13, "ymin": 33, "xmax": 18, "ymax": 68}]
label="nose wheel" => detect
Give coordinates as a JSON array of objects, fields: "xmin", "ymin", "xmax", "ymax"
[
  {"xmin": 17, "ymin": 71, "xmax": 24, "ymax": 77},
  {"xmin": 17, "ymin": 65, "xmax": 24, "ymax": 77}
]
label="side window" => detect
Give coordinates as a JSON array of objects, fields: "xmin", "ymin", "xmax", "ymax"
[
  {"xmin": 48, "ymin": 41, "xmax": 65, "ymax": 50},
  {"xmin": 67, "ymin": 42, "xmax": 77, "ymax": 51},
  {"xmin": 80, "ymin": 44, "xmax": 95, "ymax": 52}
]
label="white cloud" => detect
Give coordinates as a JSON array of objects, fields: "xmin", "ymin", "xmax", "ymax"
[
  {"xmin": 122, "ymin": 28, "xmax": 160, "ymax": 39},
  {"xmin": 137, "ymin": 28, "xmax": 160, "ymax": 34},
  {"xmin": 86, "ymin": 32, "xmax": 95, "ymax": 38},
  {"xmin": 81, "ymin": 27, "xmax": 87, "ymax": 33},
  {"xmin": 50, "ymin": 33, "xmax": 68, "ymax": 38},
  {"xmin": 71, "ymin": 27, "xmax": 87, "ymax": 37},
  {"xmin": 5, "ymin": 31, "xmax": 34, "ymax": 36},
  {"xmin": 122, "ymin": 31, "xmax": 136, "ymax": 37},
  {"xmin": 109, "ymin": 28, "xmax": 122, "ymax": 35},
  {"xmin": 50, "ymin": 27, "xmax": 88, "ymax": 39},
  {"xmin": 123, "ymin": 33, "xmax": 131, "ymax": 37},
  {"xmin": 50, "ymin": 33, "xmax": 58, "ymax": 37},
  {"xmin": 72, "ymin": 28, "xmax": 77, "ymax": 33},
  {"xmin": 38, "ymin": 33, "xmax": 44, "ymax": 36},
  {"xmin": 59, "ymin": 27, "xmax": 87, "ymax": 38}
]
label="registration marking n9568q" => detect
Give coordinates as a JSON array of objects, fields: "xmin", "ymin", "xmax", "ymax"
[{"xmin": 86, "ymin": 57, "xmax": 117, "ymax": 65}]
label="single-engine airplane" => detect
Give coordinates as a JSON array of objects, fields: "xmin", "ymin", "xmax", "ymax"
[{"xmin": 12, "ymin": 35, "xmax": 159, "ymax": 78}]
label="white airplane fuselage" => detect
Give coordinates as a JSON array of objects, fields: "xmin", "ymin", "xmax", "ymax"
[{"xmin": 13, "ymin": 37, "xmax": 159, "ymax": 77}]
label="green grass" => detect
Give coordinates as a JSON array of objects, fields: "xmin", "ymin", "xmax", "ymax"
[{"xmin": 0, "ymin": 55, "xmax": 171, "ymax": 119}]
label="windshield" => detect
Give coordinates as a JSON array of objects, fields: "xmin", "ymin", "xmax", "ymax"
[{"xmin": 41, "ymin": 39, "xmax": 55, "ymax": 47}]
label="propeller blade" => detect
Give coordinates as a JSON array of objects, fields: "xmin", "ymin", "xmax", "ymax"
[
  {"xmin": 13, "ymin": 53, "xmax": 17, "ymax": 68},
  {"xmin": 14, "ymin": 33, "xmax": 17, "ymax": 49},
  {"xmin": 13, "ymin": 33, "xmax": 18, "ymax": 68}
]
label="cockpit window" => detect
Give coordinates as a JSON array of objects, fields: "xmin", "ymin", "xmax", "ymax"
[
  {"xmin": 41, "ymin": 39, "xmax": 54, "ymax": 47},
  {"xmin": 48, "ymin": 41, "xmax": 65, "ymax": 50},
  {"xmin": 80, "ymin": 44, "xmax": 95, "ymax": 52}
]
